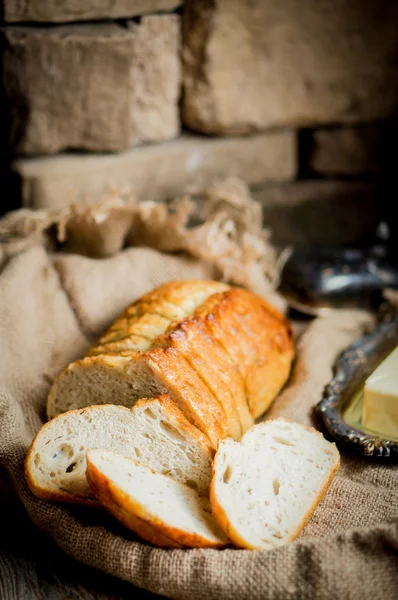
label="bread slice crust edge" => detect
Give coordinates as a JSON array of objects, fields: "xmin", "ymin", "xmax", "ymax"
[
  {"xmin": 86, "ymin": 450, "xmax": 229, "ymax": 549},
  {"xmin": 209, "ymin": 418, "xmax": 340, "ymax": 550}
]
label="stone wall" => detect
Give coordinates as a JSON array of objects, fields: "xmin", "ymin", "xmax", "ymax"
[{"xmin": 1, "ymin": 0, "xmax": 397, "ymax": 244}]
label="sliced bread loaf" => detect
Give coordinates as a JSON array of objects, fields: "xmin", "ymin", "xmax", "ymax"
[
  {"xmin": 25, "ymin": 395, "xmax": 213, "ymax": 504},
  {"xmin": 210, "ymin": 419, "xmax": 340, "ymax": 550},
  {"xmin": 86, "ymin": 449, "xmax": 229, "ymax": 548},
  {"xmin": 46, "ymin": 280, "xmax": 294, "ymax": 447},
  {"xmin": 47, "ymin": 280, "xmax": 233, "ymax": 447},
  {"xmin": 46, "ymin": 348, "xmax": 227, "ymax": 448}
]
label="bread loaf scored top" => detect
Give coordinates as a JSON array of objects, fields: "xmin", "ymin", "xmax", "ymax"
[{"xmin": 46, "ymin": 280, "xmax": 294, "ymax": 448}]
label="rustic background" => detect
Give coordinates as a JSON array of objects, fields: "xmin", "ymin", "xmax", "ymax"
[
  {"xmin": 1, "ymin": 1, "xmax": 397, "ymax": 598},
  {"xmin": 1, "ymin": 0, "xmax": 397, "ymax": 252}
]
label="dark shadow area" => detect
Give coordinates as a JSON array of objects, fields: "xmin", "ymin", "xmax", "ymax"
[
  {"xmin": 255, "ymin": 180, "xmax": 382, "ymax": 248},
  {"xmin": 379, "ymin": 115, "xmax": 398, "ymax": 264},
  {"xmin": 0, "ymin": 470, "xmax": 161, "ymax": 600}
]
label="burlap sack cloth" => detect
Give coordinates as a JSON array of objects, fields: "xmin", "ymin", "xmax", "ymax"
[{"xmin": 0, "ymin": 181, "xmax": 397, "ymax": 599}]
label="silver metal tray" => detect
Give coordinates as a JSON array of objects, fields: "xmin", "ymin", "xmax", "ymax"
[{"xmin": 316, "ymin": 309, "xmax": 398, "ymax": 459}]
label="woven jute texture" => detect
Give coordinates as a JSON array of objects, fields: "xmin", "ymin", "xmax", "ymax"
[{"xmin": 0, "ymin": 191, "xmax": 397, "ymax": 600}]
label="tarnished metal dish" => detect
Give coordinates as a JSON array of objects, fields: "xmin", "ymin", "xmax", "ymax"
[
  {"xmin": 279, "ymin": 245, "xmax": 398, "ymax": 316},
  {"xmin": 316, "ymin": 309, "xmax": 398, "ymax": 459}
]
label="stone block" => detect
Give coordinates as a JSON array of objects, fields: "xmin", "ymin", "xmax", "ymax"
[
  {"xmin": 2, "ymin": 0, "xmax": 182, "ymax": 23},
  {"xmin": 2, "ymin": 16, "xmax": 181, "ymax": 154},
  {"xmin": 183, "ymin": 0, "xmax": 398, "ymax": 134},
  {"xmin": 307, "ymin": 126, "xmax": 383, "ymax": 175},
  {"xmin": 11, "ymin": 131, "xmax": 296, "ymax": 209}
]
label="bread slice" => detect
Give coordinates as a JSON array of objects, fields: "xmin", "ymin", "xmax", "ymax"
[
  {"xmin": 210, "ymin": 419, "xmax": 340, "ymax": 550},
  {"xmin": 26, "ymin": 395, "xmax": 213, "ymax": 504},
  {"xmin": 194, "ymin": 288, "xmax": 294, "ymax": 418},
  {"xmin": 47, "ymin": 348, "xmax": 227, "ymax": 448},
  {"xmin": 86, "ymin": 449, "xmax": 229, "ymax": 548}
]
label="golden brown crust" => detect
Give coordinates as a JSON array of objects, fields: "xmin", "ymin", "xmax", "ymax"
[
  {"xmin": 194, "ymin": 289, "xmax": 294, "ymax": 419},
  {"xmin": 86, "ymin": 460, "xmax": 183, "ymax": 548},
  {"xmin": 136, "ymin": 280, "xmax": 230, "ymax": 310},
  {"xmin": 47, "ymin": 280, "xmax": 294, "ymax": 449},
  {"xmin": 156, "ymin": 317, "xmax": 243, "ymax": 439},
  {"xmin": 144, "ymin": 348, "xmax": 227, "ymax": 448},
  {"xmin": 125, "ymin": 299, "xmax": 187, "ymax": 323},
  {"xmin": 193, "ymin": 292, "xmax": 256, "ymax": 404},
  {"xmin": 88, "ymin": 335, "xmax": 151, "ymax": 355},
  {"xmin": 226, "ymin": 288, "xmax": 293, "ymax": 357},
  {"xmin": 105, "ymin": 280, "xmax": 229, "ymax": 339},
  {"xmin": 86, "ymin": 454, "xmax": 228, "ymax": 549},
  {"xmin": 96, "ymin": 313, "xmax": 171, "ymax": 346},
  {"xmin": 87, "ymin": 280, "xmax": 230, "ymax": 360},
  {"xmin": 226, "ymin": 289, "xmax": 294, "ymax": 418},
  {"xmin": 188, "ymin": 301, "xmax": 255, "ymax": 433},
  {"xmin": 193, "ymin": 297, "xmax": 252, "ymax": 424}
]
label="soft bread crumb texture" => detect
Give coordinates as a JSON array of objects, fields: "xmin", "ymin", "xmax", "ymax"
[
  {"xmin": 211, "ymin": 419, "xmax": 340, "ymax": 550},
  {"xmin": 25, "ymin": 396, "xmax": 213, "ymax": 503},
  {"xmin": 86, "ymin": 449, "xmax": 228, "ymax": 548}
]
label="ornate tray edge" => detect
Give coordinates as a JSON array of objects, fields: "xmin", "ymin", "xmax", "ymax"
[{"xmin": 316, "ymin": 311, "xmax": 398, "ymax": 459}]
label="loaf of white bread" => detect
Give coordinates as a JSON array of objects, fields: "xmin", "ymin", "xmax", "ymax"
[
  {"xmin": 46, "ymin": 280, "xmax": 295, "ymax": 446},
  {"xmin": 25, "ymin": 280, "xmax": 340, "ymax": 549}
]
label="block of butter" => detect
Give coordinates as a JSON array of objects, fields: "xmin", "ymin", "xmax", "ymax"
[{"xmin": 362, "ymin": 346, "xmax": 398, "ymax": 438}]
